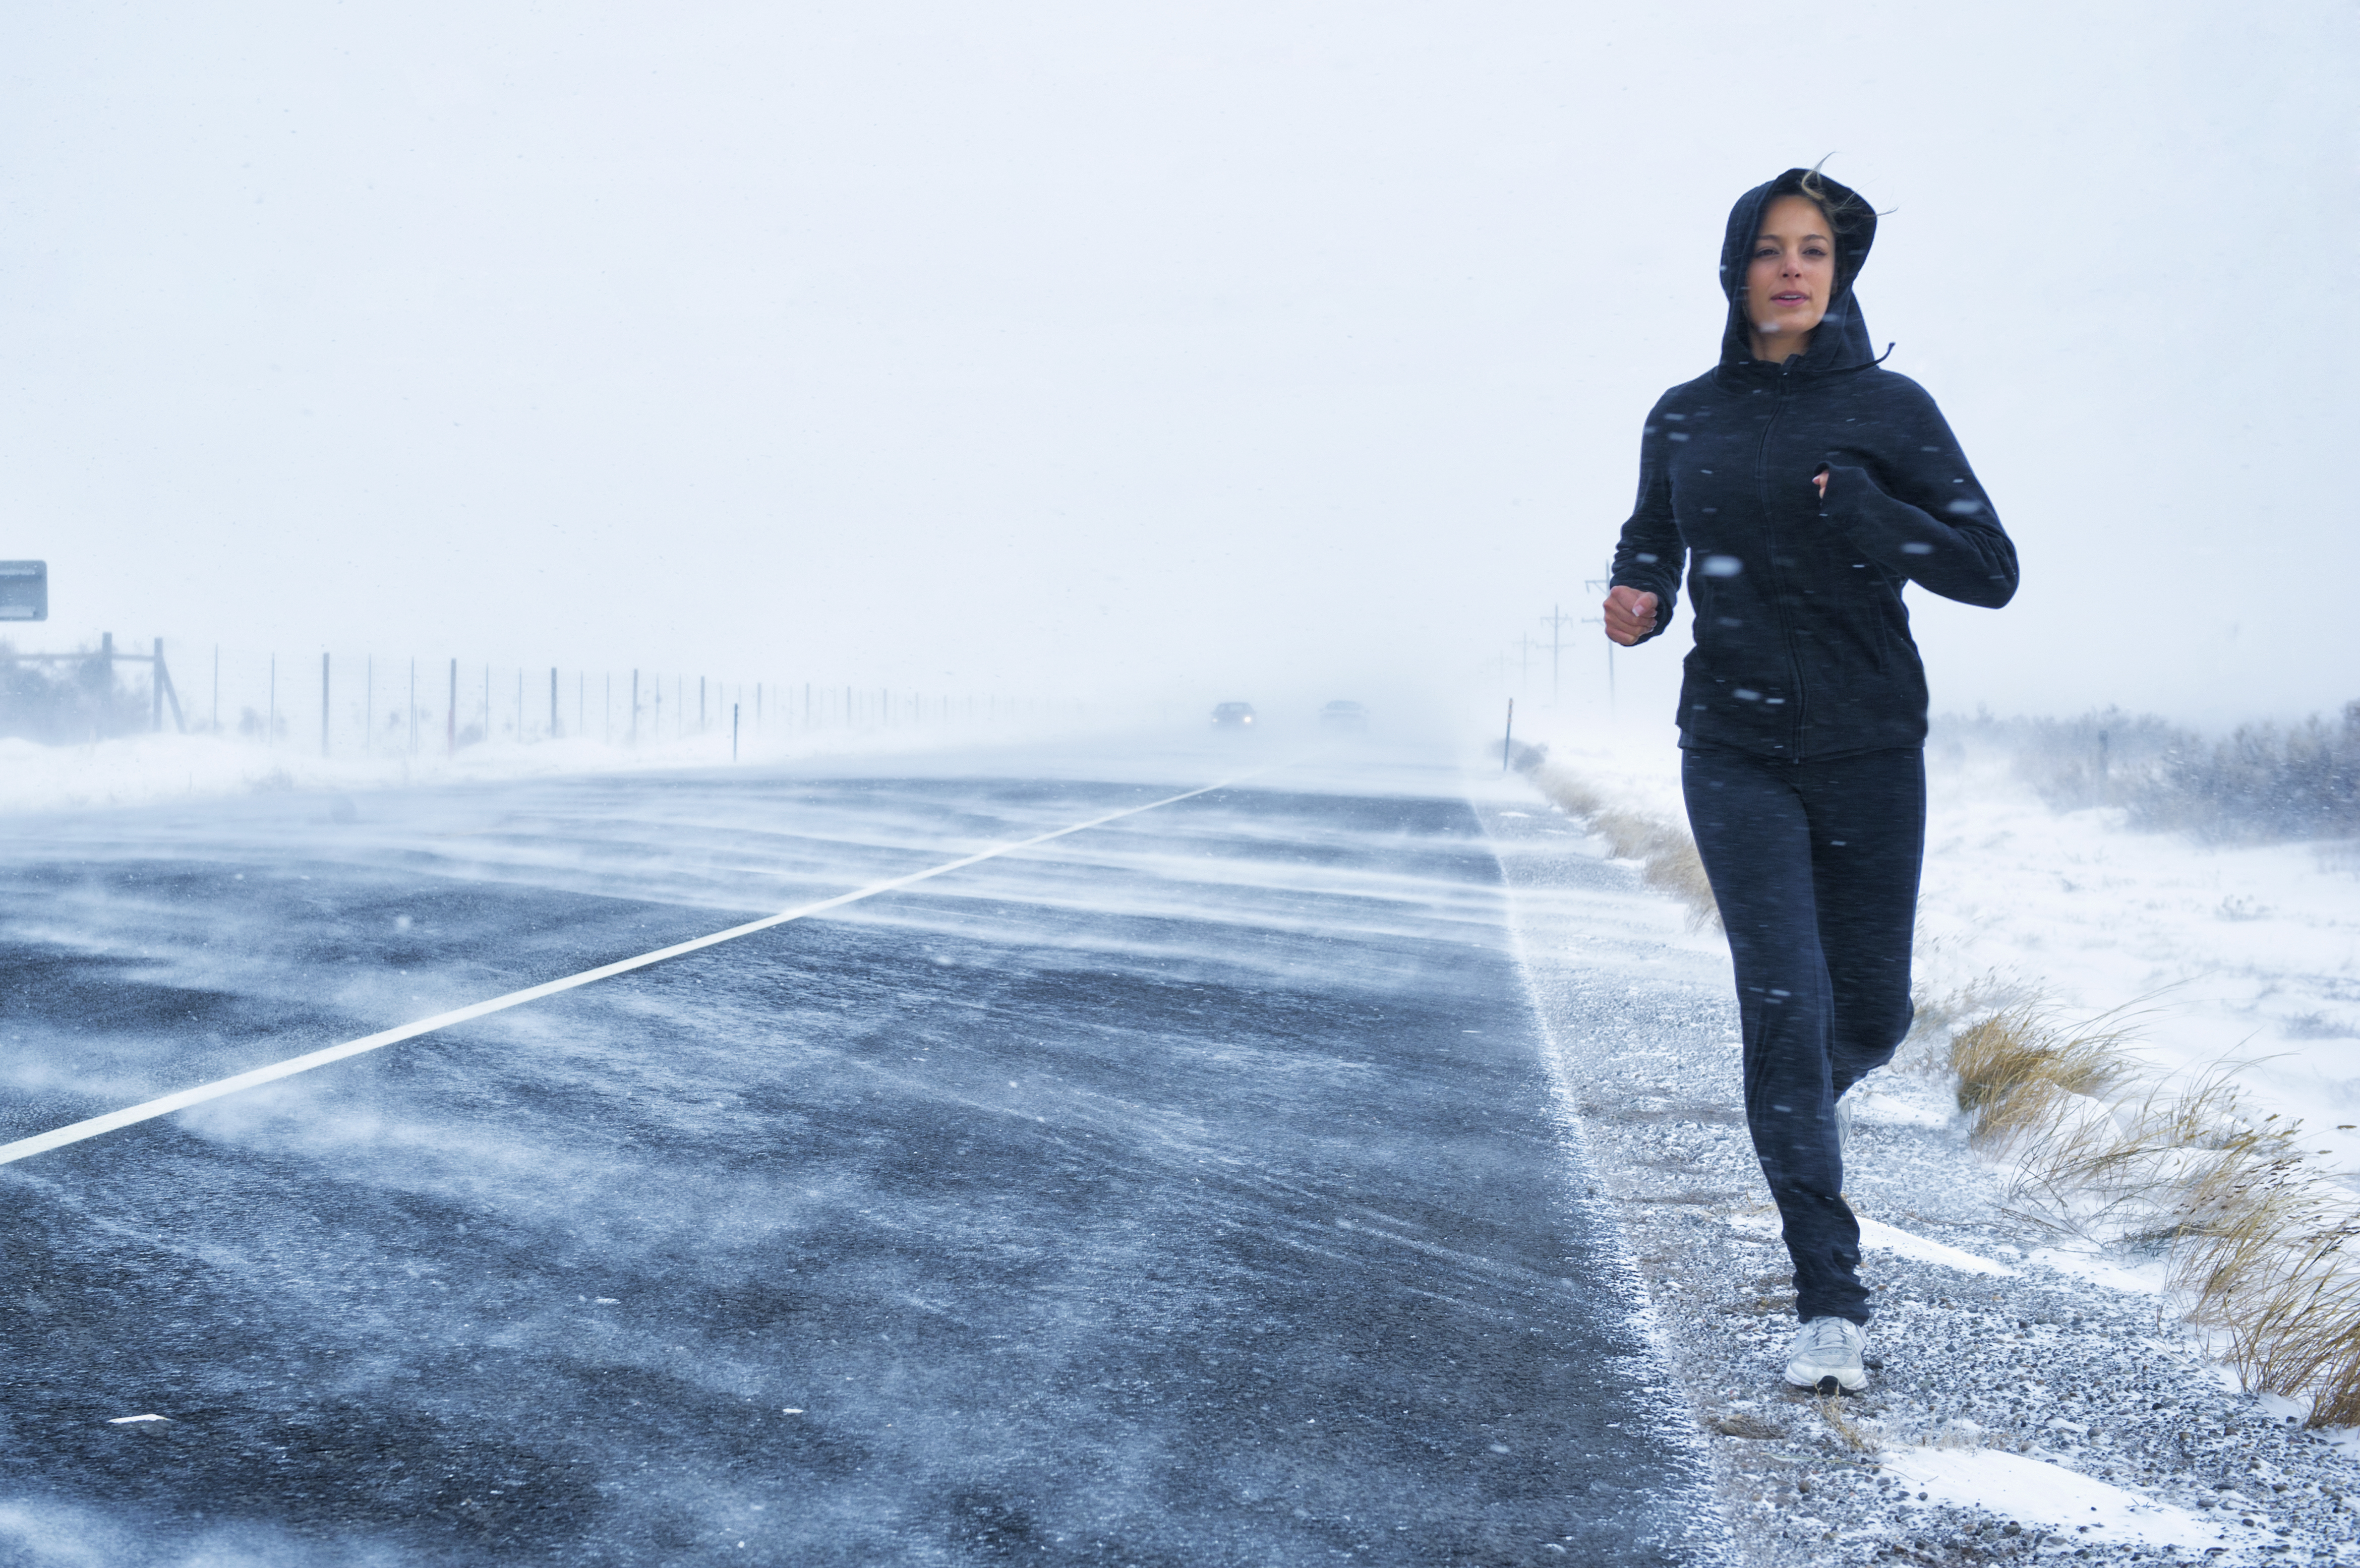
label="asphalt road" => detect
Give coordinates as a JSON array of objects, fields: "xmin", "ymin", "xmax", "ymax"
[{"xmin": 0, "ymin": 740, "xmax": 1716, "ymax": 1564}]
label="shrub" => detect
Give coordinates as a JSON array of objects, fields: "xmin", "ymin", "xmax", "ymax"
[
  {"xmin": 0, "ymin": 643, "xmax": 149, "ymax": 744},
  {"xmin": 1938, "ymin": 702, "xmax": 2360, "ymax": 843}
]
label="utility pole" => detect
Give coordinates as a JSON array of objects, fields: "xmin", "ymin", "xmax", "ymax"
[
  {"xmin": 321, "ymin": 652, "xmax": 330, "ymax": 757},
  {"xmin": 1538, "ymin": 602, "xmax": 1580, "ymax": 704},
  {"xmin": 447, "ymin": 658, "xmax": 457, "ymax": 756},
  {"xmin": 1511, "ymin": 631, "xmax": 1542, "ymax": 690}
]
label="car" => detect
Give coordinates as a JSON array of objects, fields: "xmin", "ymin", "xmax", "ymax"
[
  {"xmin": 1319, "ymin": 700, "xmax": 1369, "ymax": 732},
  {"xmin": 1211, "ymin": 701, "xmax": 1257, "ymax": 729}
]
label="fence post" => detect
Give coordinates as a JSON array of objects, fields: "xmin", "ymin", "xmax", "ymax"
[
  {"xmin": 152, "ymin": 641, "xmax": 185, "ymax": 733},
  {"xmin": 550, "ymin": 667, "xmax": 560, "ymax": 740},
  {"xmin": 447, "ymin": 657, "xmax": 457, "ymax": 757},
  {"xmin": 733, "ymin": 702, "xmax": 740, "ymax": 763},
  {"xmin": 321, "ymin": 651, "xmax": 331, "ymax": 757}
]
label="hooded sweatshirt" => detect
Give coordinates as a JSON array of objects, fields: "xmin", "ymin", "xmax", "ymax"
[{"xmin": 1610, "ymin": 170, "xmax": 2018, "ymax": 760}]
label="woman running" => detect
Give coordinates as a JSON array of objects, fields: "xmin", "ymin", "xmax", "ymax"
[{"xmin": 1601, "ymin": 166, "xmax": 2018, "ymax": 1394}]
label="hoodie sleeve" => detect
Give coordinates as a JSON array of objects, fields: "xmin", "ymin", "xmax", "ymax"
[
  {"xmin": 1609, "ymin": 397, "xmax": 1684, "ymax": 644},
  {"xmin": 1816, "ymin": 379, "xmax": 2018, "ymax": 609}
]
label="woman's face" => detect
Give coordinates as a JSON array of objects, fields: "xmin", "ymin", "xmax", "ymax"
[{"xmin": 1746, "ymin": 194, "xmax": 1835, "ymax": 349}]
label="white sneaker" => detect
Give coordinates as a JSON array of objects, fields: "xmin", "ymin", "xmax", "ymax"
[{"xmin": 1784, "ymin": 1316, "xmax": 1868, "ymax": 1394}]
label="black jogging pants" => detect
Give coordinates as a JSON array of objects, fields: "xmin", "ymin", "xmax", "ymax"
[{"xmin": 1681, "ymin": 742, "xmax": 1924, "ymax": 1325}]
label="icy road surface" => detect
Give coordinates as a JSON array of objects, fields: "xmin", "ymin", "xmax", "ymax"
[{"xmin": 0, "ymin": 739, "xmax": 1716, "ymax": 1564}]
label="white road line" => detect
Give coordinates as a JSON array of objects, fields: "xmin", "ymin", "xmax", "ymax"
[{"xmin": 0, "ymin": 776, "xmax": 1246, "ymax": 1168}]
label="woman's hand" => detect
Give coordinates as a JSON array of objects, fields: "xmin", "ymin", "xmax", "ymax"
[
  {"xmin": 1812, "ymin": 466, "xmax": 1830, "ymax": 501},
  {"xmin": 1602, "ymin": 585, "xmax": 1659, "ymax": 646}
]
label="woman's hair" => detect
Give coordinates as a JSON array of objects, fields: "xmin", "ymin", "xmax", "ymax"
[{"xmin": 1774, "ymin": 161, "xmax": 1875, "ymax": 261}]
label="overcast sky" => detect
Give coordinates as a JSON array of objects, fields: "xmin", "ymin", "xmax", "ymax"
[{"xmin": 1, "ymin": 2, "xmax": 2351, "ymax": 727}]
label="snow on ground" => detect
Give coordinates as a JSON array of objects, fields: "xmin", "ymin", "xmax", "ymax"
[
  {"xmin": 1877, "ymin": 1445, "xmax": 2219, "ymax": 1551},
  {"xmin": 1487, "ymin": 707, "xmax": 2360, "ymax": 1564}
]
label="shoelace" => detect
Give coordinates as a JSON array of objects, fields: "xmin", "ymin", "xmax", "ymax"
[{"xmin": 1805, "ymin": 1318, "xmax": 1850, "ymax": 1357}]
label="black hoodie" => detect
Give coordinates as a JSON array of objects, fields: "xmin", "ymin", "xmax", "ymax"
[{"xmin": 1609, "ymin": 170, "xmax": 2018, "ymax": 760}]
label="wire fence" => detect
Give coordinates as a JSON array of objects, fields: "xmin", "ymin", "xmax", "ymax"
[{"xmin": 1, "ymin": 635, "xmax": 1084, "ymax": 754}]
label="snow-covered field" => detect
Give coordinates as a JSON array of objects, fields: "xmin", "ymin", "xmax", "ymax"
[
  {"xmin": 1521, "ymin": 710, "xmax": 2360, "ymax": 1179},
  {"xmin": 1914, "ymin": 734, "xmax": 2360, "ymax": 1173}
]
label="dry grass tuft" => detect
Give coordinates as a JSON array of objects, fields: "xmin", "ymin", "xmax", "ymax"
[
  {"xmin": 1523, "ymin": 760, "xmax": 1721, "ymax": 930},
  {"xmin": 1891, "ymin": 968, "xmax": 2039, "ymax": 1077},
  {"xmin": 1949, "ymin": 1004, "xmax": 2142, "ymax": 1161},
  {"xmin": 2123, "ymin": 1077, "xmax": 2360, "ymax": 1424},
  {"xmin": 1936, "ymin": 996, "xmax": 2360, "ymax": 1427}
]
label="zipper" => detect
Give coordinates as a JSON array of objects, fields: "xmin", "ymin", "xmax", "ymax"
[{"xmin": 1754, "ymin": 363, "xmax": 1812, "ymax": 760}]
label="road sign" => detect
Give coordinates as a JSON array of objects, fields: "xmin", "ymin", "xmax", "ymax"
[{"xmin": 0, "ymin": 561, "xmax": 46, "ymax": 622}]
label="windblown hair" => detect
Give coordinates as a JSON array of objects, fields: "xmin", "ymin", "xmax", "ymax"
[{"xmin": 1775, "ymin": 162, "xmax": 1875, "ymax": 261}]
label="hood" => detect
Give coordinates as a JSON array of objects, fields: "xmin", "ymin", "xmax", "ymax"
[{"xmin": 1717, "ymin": 168, "xmax": 1879, "ymax": 373}]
